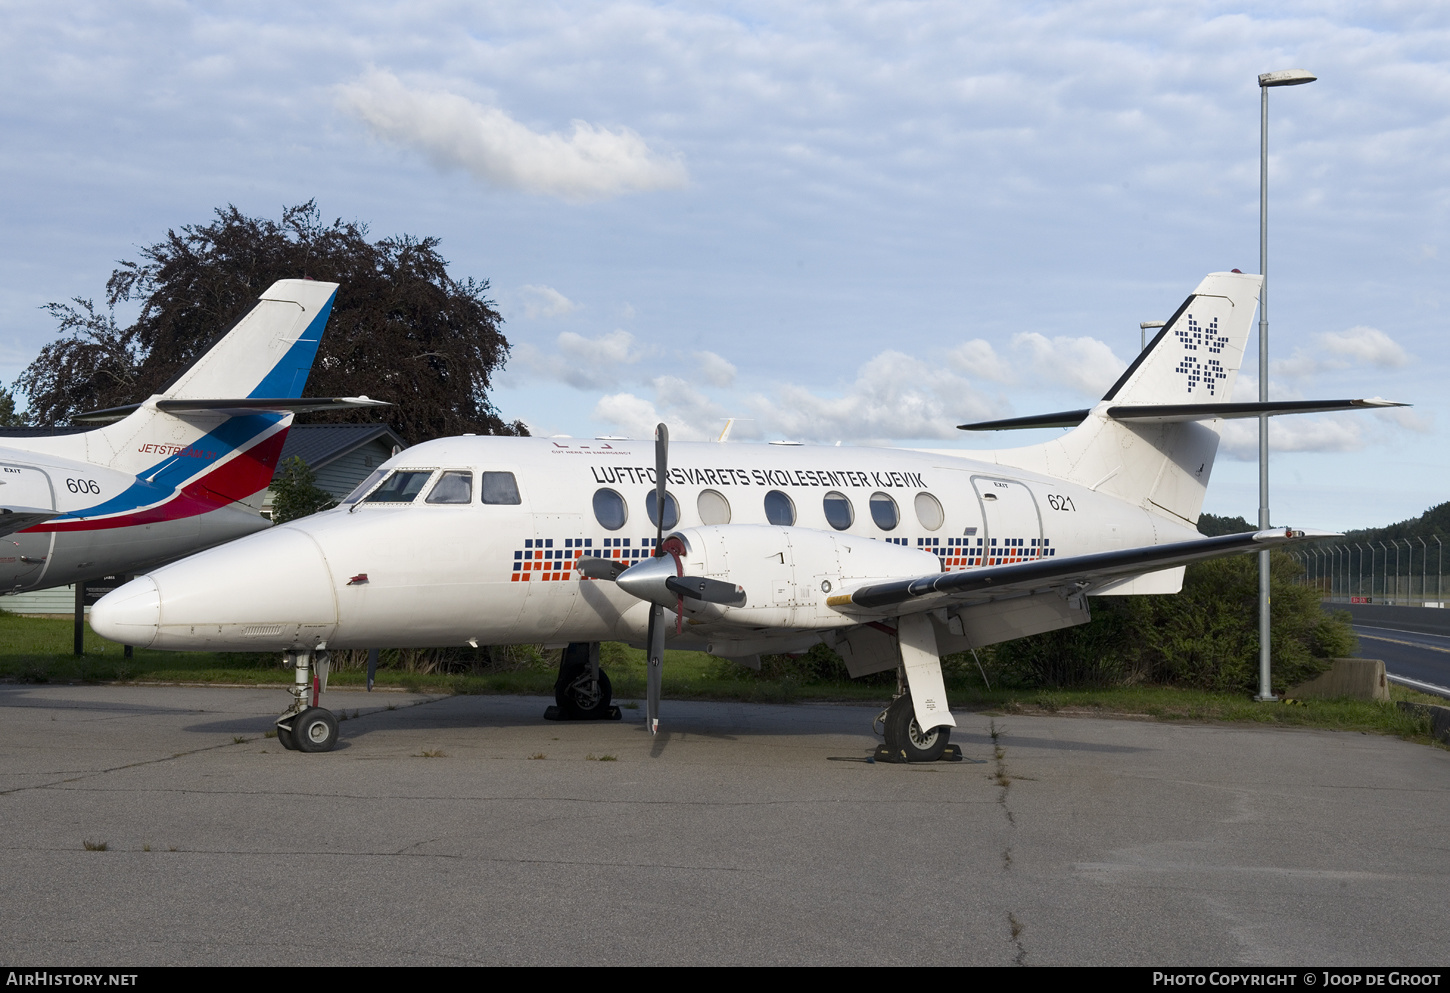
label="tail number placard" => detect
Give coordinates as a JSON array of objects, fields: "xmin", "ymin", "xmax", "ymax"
[
  {"xmin": 66, "ymin": 478, "xmax": 102, "ymax": 495},
  {"xmin": 1047, "ymin": 494, "xmax": 1076, "ymax": 512}
]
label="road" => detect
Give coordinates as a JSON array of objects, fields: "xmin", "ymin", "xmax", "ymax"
[
  {"xmin": 1353, "ymin": 625, "xmax": 1450, "ymax": 695},
  {"xmin": 2, "ymin": 683, "xmax": 1448, "ymax": 966}
]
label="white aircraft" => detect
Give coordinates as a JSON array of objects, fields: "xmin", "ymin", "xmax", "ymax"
[
  {"xmin": 90, "ymin": 271, "xmax": 1401, "ymax": 757},
  {"xmin": 0, "ymin": 278, "xmax": 382, "ymax": 595}
]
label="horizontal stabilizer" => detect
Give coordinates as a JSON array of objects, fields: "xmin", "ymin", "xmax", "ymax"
[
  {"xmin": 957, "ymin": 409, "xmax": 1091, "ymax": 431},
  {"xmin": 0, "ymin": 506, "xmax": 59, "ymax": 538},
  {"xmin": 74, "ymin": 397, "xmax": 391, "ymax": 423},
  {"xmin": 1106, "ymin": 397, "xmax": 1406, "ymax": 423},
  {"xmin": 959, "ymin": 398, "xmax": 1406, "ymax": 431},
  {"xmin": 829, "ymin": 528, "xmax": 1334, "ymax": 613}
]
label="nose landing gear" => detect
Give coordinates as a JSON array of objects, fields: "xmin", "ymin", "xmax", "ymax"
[{"xmin": 274, "ymin": 649, "xmax": 339, "ymax": 752}]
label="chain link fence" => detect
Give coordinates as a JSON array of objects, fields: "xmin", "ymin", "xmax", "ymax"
[{"xmin": 1288, "ymin": 535, "xmax": 1448, "ymax": 607}]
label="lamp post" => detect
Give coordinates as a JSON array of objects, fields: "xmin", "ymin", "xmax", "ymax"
[{"xmin": 1255, "ymin": 68, "xmax": 1317, "ymax": 701}]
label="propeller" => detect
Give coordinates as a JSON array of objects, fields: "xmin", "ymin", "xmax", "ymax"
[
  {"xmin": 571, "ymin": 422, "xmax": 747, "ymax": 735},
  {"xmin": 645, "ymin": 423, "xmax": 668, "ymax": 735}
]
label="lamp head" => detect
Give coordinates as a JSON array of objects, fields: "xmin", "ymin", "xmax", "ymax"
[{"xmin": 1259, "ymin": 69, "xmax": 1316, "ymax": 87}]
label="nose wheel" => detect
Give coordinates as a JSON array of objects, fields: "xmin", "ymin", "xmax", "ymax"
[{"xmin": 274, "ymin": 649, "xmax": 339, "ymax": 753}]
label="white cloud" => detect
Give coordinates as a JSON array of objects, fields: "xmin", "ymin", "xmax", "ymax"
[
  {"xmin": 1273, "ymin": 326, "xmax": 1410, "ymax": 381},
  {"xmin": 517, "ymin": 284, "xmax": 579, "ymax": 319},
  {"xmin": 1319, "ymin": 326, "xmax": 1409, "ymax": 368},
  {"xmin": 592, "ymin": 392, "xmax": 664, "ymax": 441},
  {"xmin": 744, "ymin": 350, "xmax": 1007, "ymax": 444},
  {"xmin": 947, "ymin": 339, "xmax": 1012, "ymax": 383},
  {"xmin": 1011, "ymin": 333, "xmax": 1126, "ymax": 399},
  {"xmin": 1219, "ymin": 417, "xmax": 1366, "ymax": 460},
  {"xmin": 337, "ymin": 68, "xmax": 688, "ymax": 201},
  {"xmin": 513, "ymin": 329, "xmax": 645, "ymax": 388},
  {"xmin": 693, "ymin": 350, "xmax": 737, "ymax": 387}
]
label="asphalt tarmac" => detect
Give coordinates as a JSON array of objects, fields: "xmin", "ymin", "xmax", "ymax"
[{"xmin": 2, "ymin": 683, "xmax": 1448, "ymax": 966}]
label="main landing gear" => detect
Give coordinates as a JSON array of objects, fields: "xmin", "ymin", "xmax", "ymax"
[
  {"xmin": 545, "ymin": 642, "xmax": 621, "ymax": 722},
  {"xmin": 275, "ymin": 649, "xmax": 339, "ymax": 753},
  {"xmin": 878, "ymin": 693, "xmax": 953, "ymax": 763}
]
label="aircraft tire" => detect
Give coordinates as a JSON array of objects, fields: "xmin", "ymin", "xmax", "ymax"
[
  {"xmin": 275, "ymin": 721, "xmax": 297, "ymax": 750},
  {"xmin": 883, "ymin": 695, "xmax": 949, "ymax": 763},
  {"xmin": 555, "ymin": 661, "xmax": 613, "ymax": 720},
  {"xmin": 292, "ymin": 707, "xmax": 339, "ymax": 753}
]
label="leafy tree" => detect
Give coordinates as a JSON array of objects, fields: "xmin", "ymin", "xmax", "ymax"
[
  {"xmin": 16, "ymin": 201, "xmax": 527, "ymax": 441},
  {"xmin": 0, "ymin": 388, "xmax": 28, "ymax": 427},
  {"xmin": 1198, "ymin": 512, "xmax": 1253, "ymax": 537},
  {"xmin": 268, "ymin": 457, "xmax": 339, "ymax": 524}
]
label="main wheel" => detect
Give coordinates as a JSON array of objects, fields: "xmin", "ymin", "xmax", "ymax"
[
  {"xmin": 555, "ymin": 660, "xmax": 613, "ymax": 719},
  {"xmin": 292, "ymin": 707, "xmax": 339, "ymax": 753},
  {"xmin": 883, "ymin": 694, "xmax": 950, "ymax": 763}
]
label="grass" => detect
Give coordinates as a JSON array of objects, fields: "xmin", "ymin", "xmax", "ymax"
[{"xmin": 0, "ymin": 612, "xmax": 1442, "ymax": 745}]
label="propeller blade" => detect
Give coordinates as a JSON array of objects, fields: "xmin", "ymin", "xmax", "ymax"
[
  {"xmin": 653, "ymin": 422, "xmax": 669, "ymax": 557},
  {"xmin": 665, "ymin": 575, "xmax": 747, "ymax": 607},
  {"xmin": 575, "ymin": 556, "xmax": 628, "ymax": 581},
  {"xmin": 645, "ymin": 603, "xmax": 665, "ymax": 735},
  {"xmin": 366, "ymin": 648, "xmax": 379, "ymax": 692}
]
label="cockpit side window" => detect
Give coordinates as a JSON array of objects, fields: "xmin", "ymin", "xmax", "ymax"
[
  {"xmin": 341, "ymin": 468, "xmax": 388, "ymax": 505},
  {"xmin": 362, "ymin": 470, "xmax": 434, "ymax": 504},
  {"xmin": 425, "ymin": 470, "xmax": 474, "ymax": 505},
  {"xmin": 481, "ymin": 471, "xmax": 522, "ymax": 505}
]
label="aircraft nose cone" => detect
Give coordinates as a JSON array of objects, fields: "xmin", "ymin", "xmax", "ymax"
[
  {"xmin": 97, "ymin": 525, "xmax": 340, "ymax": 651},
  {"xmin": 90, "ymin": 575, "xmax": 161, "ymax": 649}
]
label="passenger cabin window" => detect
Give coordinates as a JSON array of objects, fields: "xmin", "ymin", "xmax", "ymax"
[
  {"xmin": 363, "ymin": 470, "xmax": 433, "ymax": 504},
  {"xmin": 914, "ymin": 491, "xmax": 945, "ymax": 531},
  {"xmin": 342, "ymin": 468, "xmax": 388, "ymax": 505},
  {"xmin": 823, "ymin": 491, "xmax": 853, "ymax": 530},
  {"xmin": 593, "ymin": 488, "xmax": 627, "ymax": 530},
  {"xmin": 870, "ymin": 491, "xmax": 899, "ymax": 531},
  {"xmin": 697, "ymin": 489, "xmax": 731, "ymax": 525},
  {"xmin": 481, "ymin": 471, "xmax": 522, "ymax": 505},
  {"xmin": 764, "ymin": 489, "xmax": 796, "ymax": 526},
  {"xmin": 646, "ymin": 490, "xmax": 680, "ymax": 530},
  {"xmin": 425, "ymin": 470, "xmax": 473, "ymax": 505}
]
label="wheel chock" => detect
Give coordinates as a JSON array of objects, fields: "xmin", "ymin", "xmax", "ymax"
[
  {"xmin": 543, "ymin": 705, "xmax": 623, "ymax": 722},
  {"xmin": 871, "ymin": 743, "xmax": 978, "ymax": 764}
]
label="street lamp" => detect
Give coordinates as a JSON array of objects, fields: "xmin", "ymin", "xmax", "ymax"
[{"xmin": 1256, "ymin": 68, "xmax": 1317, "ymax": 702}]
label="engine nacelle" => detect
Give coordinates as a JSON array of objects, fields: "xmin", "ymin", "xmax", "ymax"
[{"xmin": 657, "ymin": 524, "xmax": 941, "ymax": 633}]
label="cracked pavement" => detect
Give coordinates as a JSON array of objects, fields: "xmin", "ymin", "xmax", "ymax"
[{"xmin": 2, "ymin": 683, "xmax": 1448, "ymax": 965}]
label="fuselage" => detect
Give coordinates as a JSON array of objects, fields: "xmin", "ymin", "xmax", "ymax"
[
  {"xmin": 0, "ymin": 416, "xmax": 284, "ymax": 592},
  {"xmin": 91, "ymin": 435, "xmax": 1201, "ymax": 653}
]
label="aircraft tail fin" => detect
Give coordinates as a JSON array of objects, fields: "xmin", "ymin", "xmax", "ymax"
[
  {"xmin": 64, "ymin": 280, "xmax": 341, "ymax": 514},
  {"xmin": 987, "ymin": 271, "xmax": 1263, "ymax": 528}
]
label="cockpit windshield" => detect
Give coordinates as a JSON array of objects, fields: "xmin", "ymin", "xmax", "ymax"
[
  {"xmin": 361, "ymin": 470, "xmax": 434, "ymax": 504},
  {"xmin": 341, "ymin": 469, "xmax": 388, "ymax": 505},
  {"xmin": 425, "ymin": 470, "xmax": 473, "ymax": 505}
]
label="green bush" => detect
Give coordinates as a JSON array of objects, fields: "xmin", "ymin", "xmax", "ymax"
[{"xmin": 989, "ymin": 550, "xmax": 1353, "ymax": 694}]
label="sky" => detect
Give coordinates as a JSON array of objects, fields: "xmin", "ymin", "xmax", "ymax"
[{"xmin": 0, "ymin": 1, "xmax": 1446, "ymax": 531}]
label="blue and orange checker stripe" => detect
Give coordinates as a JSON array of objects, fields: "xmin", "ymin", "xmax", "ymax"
[
  {"xmin": 928, "ymin": 535, "xmax": 1055, "ymax": 570},
  {"xmin": 512, "ymin": 533, "xmax": 1054, "ymax": 581},
  {"xmin": 511, "ymin": 536, "xmax": 663, "ymax": 582}
]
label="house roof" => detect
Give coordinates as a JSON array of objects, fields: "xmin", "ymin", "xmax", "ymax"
[{"xmin": 279, "ymin": 424, "xmax": 409, "ymax": 471}]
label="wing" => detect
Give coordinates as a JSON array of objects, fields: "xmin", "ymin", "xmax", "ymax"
[
  {"xmin": 827, "ymin": 528, "xmax": 1328, "ymax": 614},
  {"xmin": 0, "ymin": 506, "xmax": 59, "ymax": 538}
]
